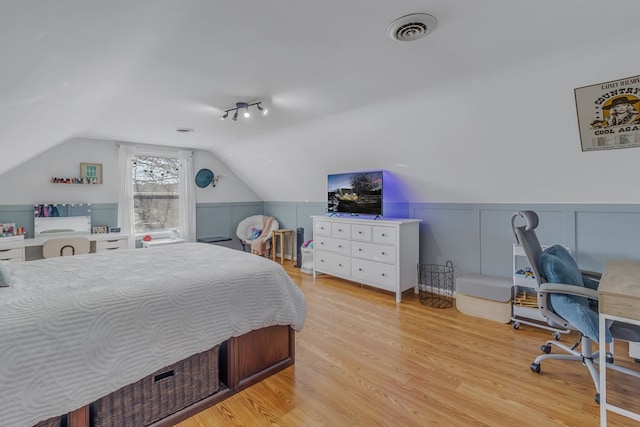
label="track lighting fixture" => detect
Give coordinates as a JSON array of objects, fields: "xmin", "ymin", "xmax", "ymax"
[{"xmin": 220, "ymin": 101, "xmax": 269, "ymax": 121}]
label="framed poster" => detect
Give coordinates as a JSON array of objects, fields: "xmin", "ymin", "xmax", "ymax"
[
  {"xmin": 80, "ymin": 163, "xmax": 103, "ymax": 184},
  {"xmin": 575, "ymin": 75, "xmax": 640, "ymax": 151}
]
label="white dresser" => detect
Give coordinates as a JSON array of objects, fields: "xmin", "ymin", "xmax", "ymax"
[{"xmin": 312, "ymin": 216, "xmax": 420, "ymax": 302}]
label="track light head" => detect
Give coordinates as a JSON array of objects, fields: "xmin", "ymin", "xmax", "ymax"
[
  {"xmin": 220, "ymin": 111, "xmax": 229, "ymax": 121},
  {"xmin": 257, "ymin": 103, "xmax": 269, "ymax": 116},
  {"xmin": 232, "ymin": 110, "xmax": 238, "ymax": 121}
]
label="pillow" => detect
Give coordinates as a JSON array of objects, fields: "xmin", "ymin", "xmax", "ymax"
[
  {"xmin": 539, "ymin": 245, "xmax": 610, "ymax": 342},
  {"xmin": 0, "ymin": 261, "xmax": 13, "ymax": 287},
  {"xmin": 247, "ymin": 228, "xmax": 262, "ymax": 241},
  {"xmin": 539, "ymin": 245, "xmax": 583, "ymax": 287}
]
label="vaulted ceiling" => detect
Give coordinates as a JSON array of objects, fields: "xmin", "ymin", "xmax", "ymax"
[{"xmin": 3, "ymin": 1, "xmax": 640, "ymax": 202}]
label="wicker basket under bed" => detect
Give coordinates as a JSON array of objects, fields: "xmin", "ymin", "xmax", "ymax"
[{"xmin": 91, "ymin": 345, "xmax": 220, "ymax": 427}]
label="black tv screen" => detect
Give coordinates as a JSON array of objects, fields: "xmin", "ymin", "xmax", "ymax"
[{"xmin": 327, "ymin": 171, "xmax": 383, "ymax": 216}]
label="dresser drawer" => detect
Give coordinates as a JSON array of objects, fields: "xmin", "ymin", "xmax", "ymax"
[
  {"xmin": 352, "ymin": 258, "xmax": 396, "ymax": 291},
  {"xmin": 0, "ymin": 247, "xmax": 24, "ymax": 262},
  {"xmin": 96, "ymin": 239, "xmax": 127, "ymax": 251},
  {"xmin": 351, "ymin": 224, "xmax": 372, "ymax": 241},
  {"xmin": 372, "ymin": 226, "xmax": 396, "ymax": 244},
  {"xmin": 331, "ymin": 222, "xmax": 351, "ymax": 239},
  {"xmin": 315, "ymin": 236, "xmax": 350, "ymax": 255},
  {"xmin": 314, "ymin": 220, "xmax": 332, "ymax": 236},
  {"xmin": 315, "ymin": 250, "xmax": 351, "ymax": 277},
  {"xmin": 352, "ymin": 241, "xmax": 396, "ymax": 264}
]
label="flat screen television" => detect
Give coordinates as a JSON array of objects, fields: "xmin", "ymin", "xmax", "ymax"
[{"xmin": 327, "ymin": 170, "xmax": 383, "ymax": 217}]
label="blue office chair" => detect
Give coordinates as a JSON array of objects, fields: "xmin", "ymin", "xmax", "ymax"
[{"xmin": 512, "ymin": 210, "xmax": 640, "ymax": 403}]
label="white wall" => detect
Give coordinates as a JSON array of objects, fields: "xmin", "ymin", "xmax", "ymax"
[
  {"xmin": 221, "ymin": 32, "xmax": 640, "ymax": 204},
  {"xmin": 0, "ymin": 137, "xmax": 261, "ymax": 204}
]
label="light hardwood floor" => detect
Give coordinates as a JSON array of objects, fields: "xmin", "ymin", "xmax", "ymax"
[{"xmin": 176, "ymin": 261, "xmax": 640, "ymax": 427}]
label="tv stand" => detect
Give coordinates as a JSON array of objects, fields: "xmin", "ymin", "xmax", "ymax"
[
  {"xmin": 373, "ymin": 215, "xmax": 381, "ymax": 220},
  {"xmin": 327, "ymin": 212, "xmax": 339, "ymax": 217},
  {"xmin": 311, "ymin": 216, "xmax": 420, "ymax": 302}
]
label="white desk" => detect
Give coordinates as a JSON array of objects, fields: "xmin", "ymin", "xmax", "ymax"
[
  {"xmin": 598, "ymin": 259, "xmax": 640, "ymax": 426},
  {"xmin": 25, "ymin": 232, "xmax": 129, "ymax": 248},
  {"xmin": 4, "ymin": 232, "xmax": 130, "ymax": 261}
]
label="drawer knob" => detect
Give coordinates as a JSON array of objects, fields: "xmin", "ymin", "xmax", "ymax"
[
  {"xmin": 358, "ymin": 248, "xmax": 363, "ymax": 252},
  {"xmin": 381, "ymin": 252, "xmax": 386, "ymax": 255},
  {"xmin": 338, "ymin": 245, "xmax": 343, "ymax": 248},
  {"xmin": 338, "ymin": 228, "xmax": 343, "ymax": 232},
  {"xmin": 320, "ymin": 242, "xmax": 325, "ymax": 245},
  {"xmin": 381, "ymin": 273, "xmax": 386, "ymax": 277},
  {"xmin": 358, "ymin": 231, "xmax": 363, "ymax": 234},
  {"xmin": 338, "ymin": 263, "xmax": 342, "ymax": 267},
  {"xmin": 359, "ymin": 268, "xmax": 363, "ymax": 271},
  {"xmin": 381, "ymin": 233, "xmax": 386, "ymax": 237}
]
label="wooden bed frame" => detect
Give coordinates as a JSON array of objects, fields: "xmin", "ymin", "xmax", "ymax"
[{"xmin": 58, "ymin": 325, "xmax": 295, "ymax": 427}]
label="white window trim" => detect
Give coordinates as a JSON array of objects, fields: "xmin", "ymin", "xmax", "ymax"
[{"xmin": 118, "ymin": 145, "xmax": 195, "ymax": 246}]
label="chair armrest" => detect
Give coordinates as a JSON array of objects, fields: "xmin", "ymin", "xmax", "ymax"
[
  {"xmin": 580, "ymin": 269, "xmax": 602, "ymax": 280},
  {"xmin": 538, "ymin": 282, "xmax": 599, "ymax": 299},
  {"xmin": 580, "ymin": 269, "xmax": 601, "ymax": 290}
]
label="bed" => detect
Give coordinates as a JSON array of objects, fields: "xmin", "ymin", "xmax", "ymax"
[{"xmin": 0, "ymin": 242, "xmax": 307, "ymax": 427}]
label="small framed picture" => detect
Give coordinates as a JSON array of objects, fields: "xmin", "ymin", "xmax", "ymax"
[
  {"xmin": 92, "ymin": 225, "xmax": 108, "ymax": 234},
  {"xmin": 80, "ymin": 163, "xmax": 103, "ymax": 184},
  {"xmin": 109, "ymin": 227, "xmax": 121, "ymax": 233}
]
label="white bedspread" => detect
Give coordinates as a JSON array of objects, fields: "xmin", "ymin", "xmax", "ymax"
[{"xmin": 0, "ymin": 243, "xmax": 307, "ymax": 427}]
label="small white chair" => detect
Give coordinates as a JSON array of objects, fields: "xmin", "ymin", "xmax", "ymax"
[{"xmin": 42, "ymin": 237, "xmax": 90, "ymax": 258}]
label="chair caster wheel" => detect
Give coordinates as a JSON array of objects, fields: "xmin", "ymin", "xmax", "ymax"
[
  {"xmin": 513, "ymin": 322, "xmax": 520, "ymax": 330},
  {"xmin": 607, "ymin": 355, "xmax": 614, "ymax": 364},
  {"xmin": 553, "ymin": 332, "xmax": 561, "ymax": 340},
  {"xmin": 540, "ymin": 344, "xmax": 552, "ymax": 354},
  {"xmin": 530, "ymin": 363, "xmax": 541, "ymax": 373},
  {"xmin": 595, "ymin": 393, "xmax": 600, "ymax": 404}
]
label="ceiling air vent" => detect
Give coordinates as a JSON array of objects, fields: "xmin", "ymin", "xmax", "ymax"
[{"xmin": 387, "ymin": 13, "xmax": 437, "ymax": 42}]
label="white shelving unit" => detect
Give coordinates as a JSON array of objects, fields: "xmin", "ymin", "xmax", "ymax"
[{"xmin": 511, "ymin": 244, "xmax": 570, "ymax": 337}]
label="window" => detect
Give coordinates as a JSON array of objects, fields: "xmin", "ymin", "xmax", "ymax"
[{"xmin": 132, "ymin": 155, "xmax": 180, "ymax": 234}]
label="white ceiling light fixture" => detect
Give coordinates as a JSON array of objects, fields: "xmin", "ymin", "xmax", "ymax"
[
  {"xmin": 387, "ymin": 13, "xmax": 437, "ymax": 42},
  {"xmin": 220, "ymin": 101, "xmax": 269, "ymax": 121}
]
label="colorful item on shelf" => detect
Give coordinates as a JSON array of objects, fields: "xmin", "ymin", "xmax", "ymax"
[{"xmin": 514, "ymin": 267, "xmax": 535, "ymax": 278}]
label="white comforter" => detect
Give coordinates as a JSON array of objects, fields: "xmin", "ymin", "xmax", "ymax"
[{"xmin": 0, "ymin": 243, "xmax": 307, "ymax": 427}]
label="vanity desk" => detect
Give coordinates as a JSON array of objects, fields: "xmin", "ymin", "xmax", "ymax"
[{"xmin": 25, "ymin": 232, "xmax": 130, "ymax": 260}]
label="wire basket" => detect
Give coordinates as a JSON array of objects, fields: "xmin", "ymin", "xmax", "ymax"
[{"xmin": 418, "ymin": 260, "xmax": 454, "ymax": 308}]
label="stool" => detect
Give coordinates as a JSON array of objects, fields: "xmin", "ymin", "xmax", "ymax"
[{"xmin": 272, "ymin": 229, "xmax": 294, "ymax": 264}]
